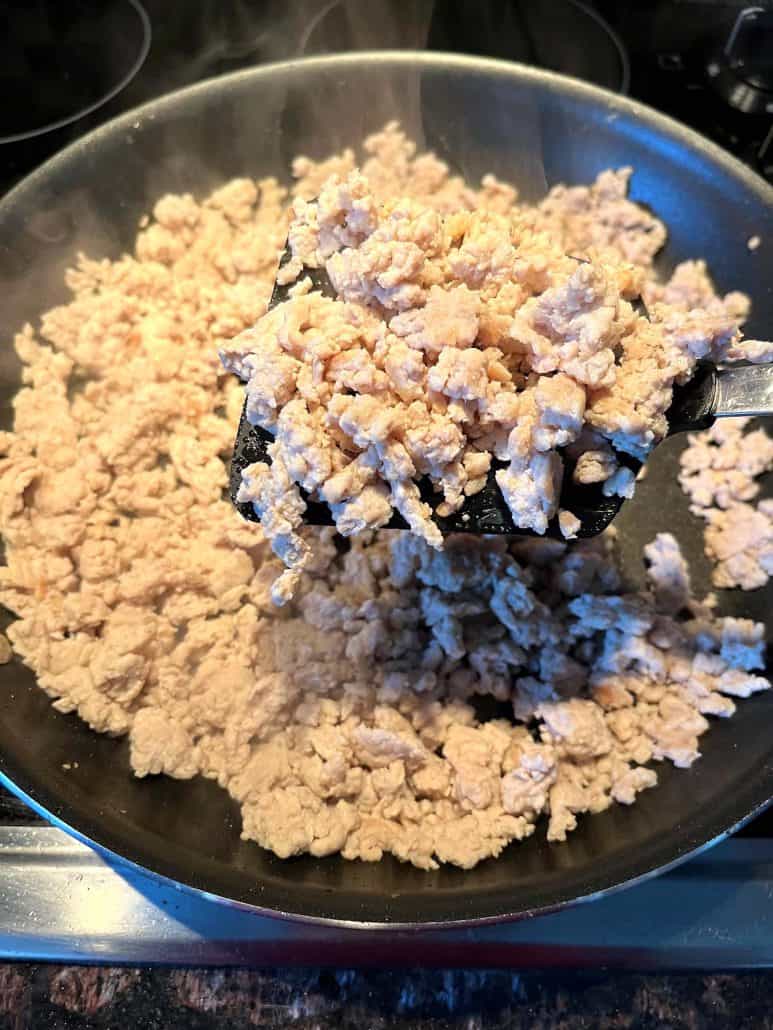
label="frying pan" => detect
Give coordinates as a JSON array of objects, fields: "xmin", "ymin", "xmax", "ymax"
[{"xmin": 0, "ymin": 52, "xmax": 771, "ymax": 928}]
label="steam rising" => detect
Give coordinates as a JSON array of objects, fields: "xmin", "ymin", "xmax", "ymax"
[
  {"xmin": 128, "ymin": 0, "xmax": 549, "ymax": 201},
  {"xmin": 0, "ymin": 0, "xmax": 555, "ymax": 388}
]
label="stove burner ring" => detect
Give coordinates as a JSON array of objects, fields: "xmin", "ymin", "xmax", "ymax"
[
  {"xmin": 0, "ymin": 0, "xmax": 151, "ymax": 145},
  {"xmin": 569, "ymin": 0, "xmax": 630, "ymax": 95},
  {"xmin": 422, "ymin": 0, "xmax": 630, "ymax": 97}
]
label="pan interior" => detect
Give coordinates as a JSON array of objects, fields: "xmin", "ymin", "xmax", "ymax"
[{"xmin": 0, "ymin": 54, "xmax": 771, "ymax": 925}]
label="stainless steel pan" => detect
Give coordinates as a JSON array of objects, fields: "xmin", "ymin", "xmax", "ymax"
[{"xmin": 0, "ymin": 52, "xmax": 770, "ymax": 927}]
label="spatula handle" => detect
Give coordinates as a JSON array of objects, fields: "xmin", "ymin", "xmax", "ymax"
[
  {"xmin": 667, "ymin": 362, "xmax": 773, "ymax": 434},
  {"xmin": 714, "ymin": 363, "xmax": 773, "ymax": 419}
]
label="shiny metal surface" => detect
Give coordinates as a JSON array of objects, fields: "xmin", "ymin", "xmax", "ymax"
[
  {"xmin": 1, "ymin": 825, "xmax": 773, "ymax": 967},
  {"xmin": 716, "ymin": 363, "xmax": 773, "ymax": 418}
]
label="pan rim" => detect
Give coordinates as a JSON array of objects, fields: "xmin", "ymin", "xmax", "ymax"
[
  {"xmin": 0, "ymin": 50, "xmax": 772, "ymax": 928},
  {"xmin": 3, "ymin": 50, "xmax": 773, "ymax": 215}
]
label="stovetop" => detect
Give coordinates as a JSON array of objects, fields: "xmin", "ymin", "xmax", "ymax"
[
  {"xmin": 1, "ymin": 0, "xmax": 773, "ymax": 965},
  {"xmin": 4, "ymin": 0, "xmax": 773, "ymax": 195},
  {"xmin": 597, "ymin": 1, "xmax": 773, "ymax": 180}
]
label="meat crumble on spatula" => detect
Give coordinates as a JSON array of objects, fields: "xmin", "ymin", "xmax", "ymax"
[{"xmin": 222, "ymin": 171, "xmax": 772, "ymax": 604}]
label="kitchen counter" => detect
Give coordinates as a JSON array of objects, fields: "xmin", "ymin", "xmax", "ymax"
[{"xmin": 1, "ymin": 966, "xmax": 773, "ymax": 1028}]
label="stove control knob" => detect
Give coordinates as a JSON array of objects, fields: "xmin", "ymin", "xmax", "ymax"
[{"xmin": 707, "ymin": 6, "xmax": 773, "ymax": 115}]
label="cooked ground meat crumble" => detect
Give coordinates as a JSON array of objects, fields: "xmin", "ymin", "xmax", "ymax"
[
  {"xmin": 0, "ymin": 123, "xmax": 769, "ymax": 869},
  {"xmin": 679, "ymin": 418, "xmax": 773, "ymax": 591}
]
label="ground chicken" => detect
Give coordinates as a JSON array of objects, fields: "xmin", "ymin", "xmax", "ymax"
[
  {"xmin": 678, "ymin": 418, "xmax": 773, "ymax": 590},
  {"xmin": 0, "ymin": 123, "xmax": 769, "ymax": 872}
]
